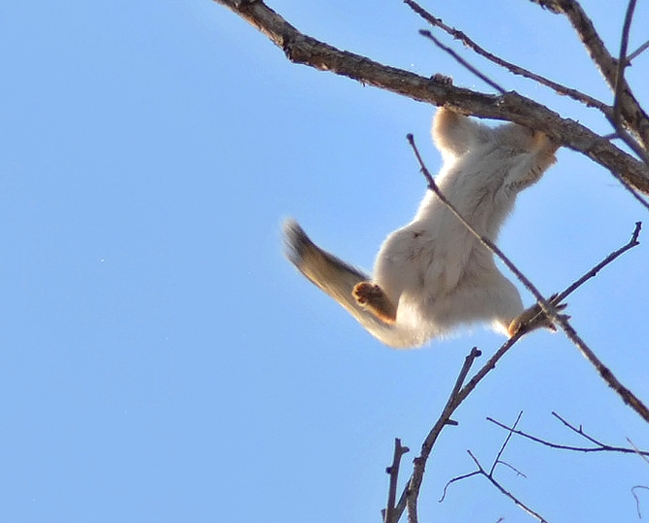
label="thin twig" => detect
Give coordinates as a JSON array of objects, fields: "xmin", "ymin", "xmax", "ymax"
[
  {"xmin": 497, "ymin": 460, "xmax": 527, "ymax": 478},
  {"xmin": 438, "ymin": 471, "xmax": 480, "ymax": 502},
  {"xmin": 384, "ymin": 439, "xmax": 409, "ymax": 523},
  {"xmin": 552, "ymin": 412, "xmax": 604, "ymax": 446},
  {"xmin": 467, "ymin": 450, "xmax": 550, "ymax": 523},
  {"xmin": 628, "ymin": 438, "xmax": 649, "ymax": 467},
  {"xmin": 441, "ymin": 414, "xmax": 547, "ymax": 521},
  {"xmin": 613, "ymin": 0, "xmax": 637, "ymax": 127},
  {"xmin": 487, "ymin": 415, "xmax": 649, "ymax": 456},
  {"xmin": 418, "ymin": 30, "xmax": 505, "ymax": 94},
  {"xmin": 607, "ymin": 0, "xmax": 649, "ymax": 166},
  {"xmin": 627, "ymin": 39, "xmax": 649, "ymax": 62},
  {"xmin": 531, "ymin": 0, "xmax": 649, "ymax": 149},
  {"xmin": 554, "ymin": 221, "xmax": 641, "ymax": 303},
  {"xmin": 552, "ymin": 319, "xmax": 649, "ymax": 424},
  {"xmin": 405, "ymin": 0, "xmax": 610, "ymax": 114},
  {"xmin": 490, "ymin": 411, "xmax": 524, "ymax": 475},
  {"xmin": 632, "ymin": 486, "xmax": 649, "ymax": 519}
]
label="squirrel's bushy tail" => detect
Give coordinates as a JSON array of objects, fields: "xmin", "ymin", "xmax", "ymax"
[{"xmin": 283, "ymin": 219, "xmax": 420, "ymax": 348}]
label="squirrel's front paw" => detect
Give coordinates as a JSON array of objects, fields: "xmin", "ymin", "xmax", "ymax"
[
  {"xmin": 353, "ymin": 282, "xmax": 397, "ymax": 324},
  {"xmin": 432, "ymin": 73, "xmax": 453, "ymax": 85}
]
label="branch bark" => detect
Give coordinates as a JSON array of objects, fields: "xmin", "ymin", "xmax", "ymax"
[{"xmin": 213, "ymin": 0, "xmax": 649, "ymax": 195}]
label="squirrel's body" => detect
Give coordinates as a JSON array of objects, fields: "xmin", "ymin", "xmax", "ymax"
[{"xmin": 284, "ymin": 107, "xmax": 558, "ymax": 348}]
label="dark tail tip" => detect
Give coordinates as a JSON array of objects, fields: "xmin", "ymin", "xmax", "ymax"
[{"xmin": 282, "ymin": 218, "xmax": 312, "ymax": 268}]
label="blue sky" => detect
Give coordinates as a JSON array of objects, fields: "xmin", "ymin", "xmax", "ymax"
[{"xmin": 1, "ymin": 0, "xmax": 649, "ymax": 521}]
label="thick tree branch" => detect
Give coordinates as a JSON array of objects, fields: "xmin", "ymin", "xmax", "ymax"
[{"xmin": 214, "ymin": 0, "xmax": 649, "ymax": 195}]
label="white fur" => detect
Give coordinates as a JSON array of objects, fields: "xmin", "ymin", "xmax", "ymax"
[
  {"xmin": 371, "ymin": 108, "xmax": 557, "ymax": 345},
  {"xmin": 284, "ymin": 107, "xmax": 557, "ymax": 348}
]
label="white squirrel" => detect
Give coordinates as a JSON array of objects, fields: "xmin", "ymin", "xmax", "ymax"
[{"xmin": 284, "ymin": 106, "xmax": 560, "ymax": 348}]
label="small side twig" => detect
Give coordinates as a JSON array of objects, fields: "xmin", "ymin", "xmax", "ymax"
[
  {"xmin": 486, "ymin": 413, "xmax": 649, "ymax": 456},
  {"xmin": 490, "ymin": 411, "xmax": 524, "ymax": 475},
  {"xmin": 553, "ymin": 222, "xmax": 641, "ymax": 304},
  {"xmin": 552, "ymin": 411, "xmax": 605, "ymax": 446},
  {"xmin": 627, "ymin": 39, "xmax": 649, "ymax": 63},
  {"xmin": 628, "ymin": 438, "xmax": 649, "ymax": 467},
  {"xmin": 466, "ymin": 450, "xmax": 550, "ymax": 523},
  {"xmin": 632, "ymin": 486, "xmax": 649, "ymax": 519},
  {"xmin": 441, "ymin": 414, "xmax": 549, "ymax": 523}
]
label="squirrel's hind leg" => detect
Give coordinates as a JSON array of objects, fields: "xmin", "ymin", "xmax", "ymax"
[{"xmin": 353, "ymin": 282, "xmax": 397, "ymax": 324}]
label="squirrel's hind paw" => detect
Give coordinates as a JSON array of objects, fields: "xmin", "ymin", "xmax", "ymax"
[
  {"xmin": 353, "ymin": 282, "xmax": 397, "ymax": 324},
  {"xmin": 508, "ymin": 295, "xmax": 569, "ymax": 337}
]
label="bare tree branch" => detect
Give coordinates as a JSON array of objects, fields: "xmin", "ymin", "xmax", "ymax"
[
  {"xmin": 554, "ymin": 221, "xmax": 641, "ymax": 303},
  {"xmin": 441, "ymin": 414, "xmax": 549, "ymax": 522},
  {"xmin": 213, "ymin": 0, "xmax": 649, "ymax": 194},
  {"xmin": 404, "ymin": 0, "xmax": 610, "ymax": 114},
  {"xmin": 487, "ymin": 414, "xmax": 649, "ymax": 456},
  {"xmin": 491, "ymin": 411, "xmax": 524, "ymax": 475},
  {"xmin": 605, "ymin": 0, "xmax": 649, "ymax": 166},
  {"xmin": 613, "ymin": 0, "xmax": 637, "ymax": 127},
  {"xmin": 466, "ymin": 450, "xmax": 550, "ymax": 522},
  {"xmin": 408, "ymin": 131, "xmax": 649, "ymax": 423},
  {"xmin": 551, "ymin": 315, "xmax": 649, "ymax": 423},
  {"xmin": 628, "ymin": 438, "xmax": 649, "ymax": 467},
  {"xmin": 632, "ymin": 486, "xmax": 649, "ymax": 519},
  {"xmin": 402, "ymin": 346, "xmax": 483, "ymax": 522},
  {"xmin": 383, "ymin": 439, "xmax": 410, "ymax": 523},
  {"xmin": 627, "ymin": 39, "xmax": 649, "ymax": 63},
  {"xmin": 529, "ymin": 0, "xmax": 649, "ymax": 148}
]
